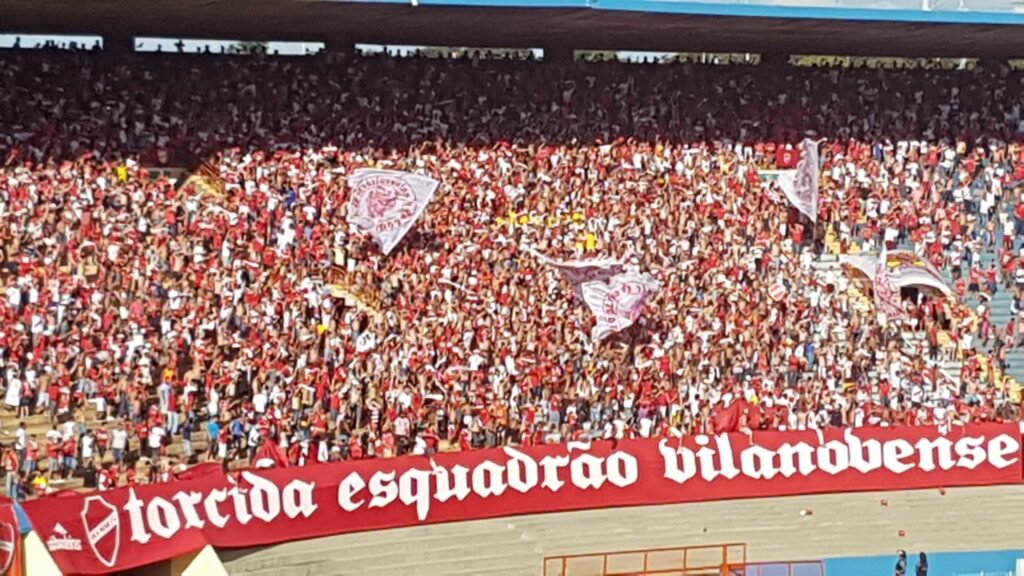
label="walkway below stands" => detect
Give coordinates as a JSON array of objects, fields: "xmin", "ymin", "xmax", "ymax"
[{"xmin": 220, "ymin": 483, "xmax": 1024, "ymax": 575}]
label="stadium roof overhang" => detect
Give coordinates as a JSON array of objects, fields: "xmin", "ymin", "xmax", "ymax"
[{"xmin": 4, "ymin": 0, "xmax": 1024, "ymax": 58}]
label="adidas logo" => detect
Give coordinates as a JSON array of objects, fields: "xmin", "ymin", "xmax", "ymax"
[{"xmin": 46, "ymin": 524, "xmax": 82, "ymax": 552}]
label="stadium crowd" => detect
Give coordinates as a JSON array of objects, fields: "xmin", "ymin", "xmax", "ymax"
[{"xmin": 0, "ymin": 48, "xmax": 1023, "ymax": 495}]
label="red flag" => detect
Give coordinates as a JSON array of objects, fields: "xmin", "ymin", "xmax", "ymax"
[
  {"xmin": 0, "ymin": 501, "xmax": 22, "ymax": 576},
  {"xmin": 712, "ymin": 399, "xmax": 747, "ymax": 434},
  {"xmin": 174, "ymin": 462, "xmax": 225, "ymax": 482},
  {"xmin": 253, "ymin": 441, "xmax": 290, "ymax": 469}
]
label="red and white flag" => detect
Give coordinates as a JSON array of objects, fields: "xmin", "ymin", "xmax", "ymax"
[
  {"xmin": 841, "ymin": 250, "xmax": 951, "ymax": 296},
  {"xmin": 873, "ymin": 249, "xmax": 907, "ymax": 321},
  {"xmin": 768, "ymin": 277, "xmax": 788, "ymax": 302},
  {"xmin": 347, "ymin": 169, "xmax": 439, "ymax": 255},
  {"xmin": 777, "ymin": 138, "xmax": 821, "ymax": 222},
  {"xmin": 528, "ymin": 249, "xmax": 624, "ymax": 298},
  {"xmin": 582, "ymin": 271, "xmax": 661, "ymax": 342}
]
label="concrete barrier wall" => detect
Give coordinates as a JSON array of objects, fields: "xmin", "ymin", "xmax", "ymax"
[{"xmin": 220, "ymin": 484, "xmax": 1024, "ymax": 576}]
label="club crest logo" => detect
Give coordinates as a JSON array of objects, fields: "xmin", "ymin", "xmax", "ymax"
[{"xmin": 81, "ymin": 496, "xmax": 120, "ymax": 568}]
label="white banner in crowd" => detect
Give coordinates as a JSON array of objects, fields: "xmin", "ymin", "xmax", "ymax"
[
  {"xmin": 840, "ymin": 253, "xmax": 879, "ymax": 280},
  {"xmin": 528, "ymin": 249, "xmax": 625, "ymax": 298},
  {"xmin": 889, "ymin": 255, "xmax": 953, "ymax": 296},
  {"xmin": 873, "ymin": 249, "xmax": 907, "ymax": 320},
  {"xmin": 840, "ymin": 250, "xmax": 952, "ymax": 296},
  {"xmin": 777, "ymin": 138, "xmax": 821, "ymax": 222},
  {"xmin": 582, "ymin": 271, "xmax": 661, "ymax": 342},
  {"xmin": 347, "ymin": 169, "xmax": 440, "ymax": 255}
]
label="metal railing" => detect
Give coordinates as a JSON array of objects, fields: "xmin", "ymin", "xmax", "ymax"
[{"xmin": 543, "ymin": 543, "xmax": 748, "ymax": 576}]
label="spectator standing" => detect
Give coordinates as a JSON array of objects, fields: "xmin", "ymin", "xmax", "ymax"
[
  {"xmin": 181, "ymin": 419, "xmax": 194, "ymax": 462},
  {"xmin": 96, "ymin": 426, "xmax": 108, "ymax": 462},
  {"xmin": 14, "ymin": 422, "xmax": 26, "ymax": 466},
  {"xmin": 81, "ymin": 430, "xmax": 95, "ymax": 468},
  {"xmin": 2, "ymin": 445, "xmax": 18, "ymax": 497},
  {"xmin": 148, "ymin": 422, "xmax": 167, "ymax": 461},
  {"xmin": 24, "ymin": 435, "xmax": 37, "ymax": 475},
  {"xmin": 111, "ymin": 423, "xmax": 128, "ymax": 465},
  {"xmin": 61, "ymin": 435, "xmax": 77, "ymax": 479},
  {"xmin": 916, "ymin": 552, "xmax": 928, "ymax": 576}
]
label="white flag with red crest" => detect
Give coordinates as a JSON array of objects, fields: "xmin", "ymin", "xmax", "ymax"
[
  {"xmin": 528, "ymin": 249, "xmax": 624, "ymax": 298},
  {"xmin": 873, "ymin": 249, "xmax": 907, "ymax": 320},
  {"xmin": 777, "ymin": 138, "xmax": 821, "ymax": 222},
  {"xmin": 347, "ymin": 169, "xmax": 439, "ymax": 255},
  {"xmin": 769, "ymin": 277, "xmax": 789, "ymax": 302},
  {"xmin": 582, "ymin": 271, "xmax": 661, "ymax": 342}
]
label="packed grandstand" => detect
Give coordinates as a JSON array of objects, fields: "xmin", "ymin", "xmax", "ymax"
[{"xmin": 1, "ymin": 47, "xmax": 1023, "ymax": 502}]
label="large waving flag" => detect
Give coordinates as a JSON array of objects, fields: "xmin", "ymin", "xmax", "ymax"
[
  {"xmin": 873, "ymin": 249, "xmax": 907, "ymax": 321},
  {"xmin": 886, "ymin": 250, "xmax": 952, "ymax": 296},
  {"xmin": 527, "ymin": 249, "xmax": 624, "ymax": 298},
  {"xmin": 841, "ymin": 250, "xmax": 951, "ymax": 296},
  {"xmin": 347, "ymin": 169, "xmax": 439, "ymax": 255},
  {"xmin": 777, "ymin": 138, "xmax": 821, "ymax": 222},
  {"xmin": 582, "ymin": 271, "xmax": 661, "ymax": 342}
]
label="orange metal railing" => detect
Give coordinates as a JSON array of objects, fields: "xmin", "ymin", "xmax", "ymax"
[{"xmin": 543, "ymin": 543, "xmax": 748, "ymax": 576}]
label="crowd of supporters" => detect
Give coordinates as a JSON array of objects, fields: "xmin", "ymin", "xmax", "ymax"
[{"xmin": 1, "ymin": 47, "xmax": 1023, "ymax": 495}]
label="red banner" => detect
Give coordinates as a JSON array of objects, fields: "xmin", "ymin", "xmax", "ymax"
[
  {"xmin": 23, "ymin": 424, "xmax": 1023, "ymax": 574},
  {"xmin": 0, "ymin": 502, "xmax": 22, "ymax": 576}
]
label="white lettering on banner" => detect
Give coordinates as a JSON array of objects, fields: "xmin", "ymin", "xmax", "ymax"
[
  {"xmin": 660, "ymin": 432, "xmax": 1022, "ymax": 485},
  {"xmin": 846, "ymin": 431, "xmax": 883, "ymax": 474},
  {"xmin": 172, "ymin": 491, "xmax": 206, "ymax": 530},
  {"xmin": 957, "ymin": 436, "xmax": 986, "ymax": 469},
  {"xmin": 147, "ymin": 498, "xmax": 180, "ymax": 540},
  {"xmin": 776, "ymin": 442, "xmax": 817, "ymax": 477},
  {"xmin": 605, "ymin": 452, "xmax": 639, "ymax": 488},
  {"xmin": 282, "ymin": 480, "xmax": 318, "ymax": 519},
  {"xmin": 571, "ymin": 453, "xmax": 608, "ymax": 489},
  {"xmin": 990, "ymin": 435, "xmax": 1021, "ymax": 468},
  {"xmin": 47, "ymin": 534, "xmax": 82, "ymax": 551},
  {"xmin": 125, "ymin": 491, "xmax": 149, "ymax": 545},
  {"xmin": 399, "ymin": 468, "xmax": 433, "ymax": 522},
  {"xmin": 881, "ymin": 439, "xmax": 915, "ymax": 474},
  {"xmin": 105, "ymin": 431, "xmax": 1018, "ymax": 549},
  {"xmin": 817, "ymin": 440, "xmax": 850, "ymax": 475},
  {"xmin": 538, "ymin": 454, "xmax": 571, "ymax": 492},
  {"xmin": 368, "ymin": 471, "xmax": 399, "ymax": 509},
  {"xmin": 338, "ymin": 472, "xmax": 366, "ymax": 512},
  {"xmin": 431, "ymin": 463, "xmax": 471, "ymax": 503},
  {"xmin": 124, "ymin": 477, "xmax": 318, "ymax": 545},
  {"xmin": 473, "ymin": 461, "xmax": 507, "ymax": 497},
  {"xmin": 333, "ymin": 442, "xmax": 640, "ymax": 522},
  {"xmin": 248, "ymin": 473, "xmax": 281, "ymax": 523},
  {"xmin": 204, "ymin": 488, "xmax": 230, "ymax": 529},
  {"xmin": 504, "ymin": 447, "xmax": 540, "ymax": 494},
  {"xmin": 229, "ymin": 486, "xmax": 253, "ymax": 525}
]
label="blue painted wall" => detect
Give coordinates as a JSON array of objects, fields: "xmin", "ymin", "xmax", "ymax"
[
  {"xmin": 825, "ymin": 550, "xmax": 1024, "ymax": 576},
  {"xmin": 341, "ymin": 0, "xmax": 1024, "ymax": 26}
]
